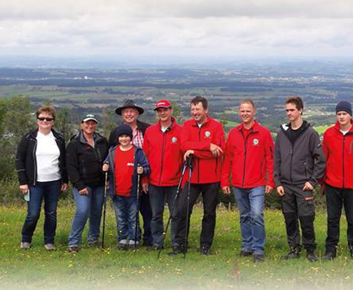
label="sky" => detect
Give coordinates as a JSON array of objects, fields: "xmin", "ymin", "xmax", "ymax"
[{"xmin": 0, "ymin": 0, "xmax": 353, "ymax": 62}]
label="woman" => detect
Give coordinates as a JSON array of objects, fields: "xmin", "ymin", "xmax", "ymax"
[
  {"xmin": 16, "ymin": 105, "xmax": 68, "ymax": 251},
  {"xmin": 66, "ymin": 114, "xmax": 108, "ymax": 253}
]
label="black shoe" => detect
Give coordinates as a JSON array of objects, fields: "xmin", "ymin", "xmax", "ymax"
[
  {"xmin": 200, "ymin": 246, "xmax": 211, "ymax": 256},
  {"xmin": 306, "ymin": 250, "xmax": 318, "ymax": 262},
  {"xmin": 147, "ymin": 243, "xmax": 163, "ymax": 251},
  {"xmin": 253, "ymin": 254, "xmax": 265, "ymax": 263},
  {"xmin": 322, "ymin": 251, "xmax": 336, "ymax": 261},
  {"xmin": 168, "ymin": 245, "xmax": 186, "ymax": 256},
  {"xmin": 142, "ymin": 240, "xmax": 153, "ymax": 247},
  {"xmin": 240, "ymin": 250, "xmax": 253, "ymax": 257},
  {"xmin": 281, "ymin": 247, "xmax": 301, "ymax": 260}
]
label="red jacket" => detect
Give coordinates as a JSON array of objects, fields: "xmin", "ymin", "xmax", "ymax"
[
  {"xmin": 323, "ymin": 120, "xmax": 353, "ymax": 189},
  {"xmin": 221, "ymin": 121, "xmax": 275, "ymax": 188},
  {"xmin": 181, "ymin": 116, "xmax": 225, "ymax": 184},
  {"xmin": 142, "ymin": 117, "xmax": 183, "ymax": 186}
]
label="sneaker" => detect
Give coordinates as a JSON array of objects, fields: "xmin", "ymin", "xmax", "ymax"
[
  {"xmin": 253, "ymin": 254, "xmax": 265, "ymax": 263},
  {"xmin": 87, "ymin": 240, "xmax": 100, "ymax": 247},
  {"xmin": 20, "ymin": 242, "xmax": 31, "ymax": 250},
  {"xmin": 280, "ymin": 247, "xmax": 301, "ymax": 260},
  {"xmin": 117, "ymin": 239, "xmax": 128, "ymax": 251},
  {"xmin": 322, "ymin": 251, "xmax": 336, "ymax": 261},
  {"xmin": 68, "ymin": 246, "xmax": 79, "ymax": 254},
  {"xmin": 44, "ymin": 243, "xmax": 56, "ymax": 251},
  {"xmin": 168, "ymin": 245, "xmax": 186, "ymax": 256},
  {"xmin": 200, "ymin": 245, "xmax": 211, "ymax": 256},
  {"xmin": 128, "ymin": 240, "xmax": 139, "ymax": 250},
  {"xmin": 240, "ymin": 249, "xmax": 253, "ymax": 257},
  {"xmin": 306, "ymin": 250, "xmax": 318, "ymax": 262}
]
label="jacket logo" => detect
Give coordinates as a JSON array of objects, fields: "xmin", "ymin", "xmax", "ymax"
[
  {"xmin": 172, "ymin": 137, "xmax": 177, "ymax": 143},
  {"xmin": 127, "ymin": 162, "xmax": 134, "ymax": 166},
  {"xmin": 205, "ymin": 131, "xmax": 211, "ymax": 138},
  {"xmin": 253, "ymin": 138, "xmax": 259, "ymax": 146}
]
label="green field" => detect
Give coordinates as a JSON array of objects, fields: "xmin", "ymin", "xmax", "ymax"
[{"xmin": 1, "ymin": 204, "xmax": 353, "ymax": 290}]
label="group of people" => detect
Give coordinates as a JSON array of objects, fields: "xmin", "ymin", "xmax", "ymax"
[{"xmin": 15, "ymin": 96, "xmax": 353, "ymax": 263}]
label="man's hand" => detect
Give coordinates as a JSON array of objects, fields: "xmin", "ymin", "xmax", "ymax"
[
  {"xmin": 19, "ymin": 184, "xmax": 29, "ymax": 195},
  {"xmin": 222, "ymin": 186, "xmax": 231, "ymax": 195},
  {"xmin": 184, "ymin": 150, "xmax": 194, "ymax": 161},
  {"xmin": 61, "ymin": 183, "xmax": 68, "ymax": 191},
  {"xmin": 142, "ymin": 183, "xmax": 149, "ymax": 193},
  {"xmin": 277, "ymin": 186, "xmax": 285, "ymax": 196},
  {"xmin": 137, "ymin": 165, "xmax": 143, "ymax": 175},
  {"xmin": 79, "ymin": 188, "xmax": 89, "ymax": 195},
  {"xmin": 265, "ymin": 186, "xmax": 273, "ymax": 195},
  {"xmin": 210, "ymin": 143, "xmax": 223, "ymax": 157},
  {"xmin": 102, "ymin": 164, "xmax": 109, "ymax": 172},
  {"xmin": 303, "ymin": 182, "xmax": 314, "ymax": 191}
]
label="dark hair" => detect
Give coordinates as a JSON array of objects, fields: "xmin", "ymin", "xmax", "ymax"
[
  {"xmin": 286, "ymin": 96, "xmax": 304, "ymax": 111},
  {"xmin": 239, "ymin": 99, "xmax": 256, "ymax": 109},
  {"xmin": 190, "ymin": 96, "xmax": 208, "ymax": 110},
  {"xmin": 36, "ymin": 106, "xmax": 56, "ymax": 120}
]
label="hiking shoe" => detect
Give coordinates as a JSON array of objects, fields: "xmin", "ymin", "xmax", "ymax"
[
  {"xmin": 128, "ymin": 240, "xmax": 139, "ymax": 250},
  {"xmin": 322, "ymin": 251, "xmax": 336, "ymax": 261},
  {"xmin": 87, "ymin": 240, "xmax": 100, "ymax": 247},
  {"xmin": 142, "ymin": 240, "xmax": 153, "ymax": 247},
  {"xmin": 147, "ymin": 243, "xmax": 163, "ymax": 251},
  {"xmin": 20, "ymin": 242, "xmax": 31, "ymax": 250},
  {"xmin": 168, "ymin": 245, "xmax": 186, "ymax": 256},
  {"xmin": 253, "ymin": 254, "xmax": 265, "ymax": 263},
  {"xmin": 44, "ymin": 243, "xmax": 56, "ymax": 251},
  {"xmin": 117, "ymin": 239, "xmax": 128, "ymax": 251},
  {"xmin": 280, "ymin": 247, "xmax": 301, "ymax": 260},
  {"xmin": 68, "ymin": 246, "xmax": 79, "ymax": 254},
  {"xmin": 200, "ymin": 245, "xmax": 211, "ymax": 256},
  {"xmin": 306, "ymin": 250, "xmax": 318, "ymax": 262},
  {"xmin": 240, "ymin": 249, "xmax": 253, "ymax": 257}
]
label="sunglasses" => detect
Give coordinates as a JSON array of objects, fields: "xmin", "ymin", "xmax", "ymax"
[{"xmin": 37, "ymin": 117, "xmax": 54, "ymax": 122}]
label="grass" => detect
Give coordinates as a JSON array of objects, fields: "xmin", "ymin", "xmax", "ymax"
[{"xmin": 1, "ymin": 203, "xmax": 353, "ymax": 290}]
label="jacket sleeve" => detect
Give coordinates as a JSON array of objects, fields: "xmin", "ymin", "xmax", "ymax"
[
  {"xmin": 141, "ymin": 131, "xmax": 150, "ymax": 184},
  {"xmin": 265, "ymin": 130, "xmax": 275, "ymax": 188},
  {"xmin": 15, "ymin": 134, "xmax": 29, "ymax": 185},
  {"xmin": 66, "ymin": 141, "xmax": 86, "ymax": 191},
  {"xmin": 221, "ymin": 133, "xmax": 233, "ymax": 187},
  {"xmin": 309, "ymin": 131, "xmax": 326, "ymax": 188},
  {"xmin": 137, "ymin": 149, "xmax": 150, "ymax": 176},
  {"xmin": 273, "ymin": 132, "xmax": 282, "ymax": 187},
  {"xmin": 320, "ymin": 131, "xmax": 329, "ymax": 184},
  {"xmin": 58, "ymin": 139, "xmax": 69, "ymax": 184}
]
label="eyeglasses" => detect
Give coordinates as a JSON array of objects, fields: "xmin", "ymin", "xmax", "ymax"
[{"xmin": 37, "ymin": 117, "xmax": 54, "ymax": 122}]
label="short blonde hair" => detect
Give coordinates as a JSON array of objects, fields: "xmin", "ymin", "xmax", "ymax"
[{"xmin": 36, "ymin": 106, "xmax": 56, "ymax": 120}]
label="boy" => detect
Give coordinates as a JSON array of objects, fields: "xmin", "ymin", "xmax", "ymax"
[{"xmin": 103, "ymin": 124, "xmax": 150, "ymax": 249}]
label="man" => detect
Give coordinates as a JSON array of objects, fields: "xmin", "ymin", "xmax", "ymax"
[
  {"xmin": 170, "ymin": 96, "xmax": 225, "ymax": 255},
  {"xmin": 109, "ymin": 99, "xmax": 153, "ymax": 247},
  {"xmin": 322, "ymin": 100, "xmax": 353, "ymax": 260},
  {"xmin": 221, "ymin": 99, "xmax": 274, "ymax": 263},
  {"xmin": 274, "ymin": 96, "xmax": 325, "ymax": 262},
  {"xmin": 142, "ymin": 100, "xmax": 183, "ymax": 250}
]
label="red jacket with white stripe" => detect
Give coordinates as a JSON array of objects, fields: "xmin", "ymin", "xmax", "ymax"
[
  {"xmin": 181, "ymin": 116, "xmax": 225, "ymax": 184},
  {"xmin": 142, "ymin": 117, "xmax": 183, "ymax": 187},
  {"xmin": 221, "ymin": 121, "xmax": 275, "ymax": 188},
  {"xmin": 323, "ymin": 120, "xmax": 353, "ymax": 189}
]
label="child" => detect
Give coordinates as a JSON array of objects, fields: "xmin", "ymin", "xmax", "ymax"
[{"xmin": 103, "ymin": 124, "xmax": 150, "ymax": 249}]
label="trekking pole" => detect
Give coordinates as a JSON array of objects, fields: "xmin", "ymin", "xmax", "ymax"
[
  {"xmin": 101, "ymin": 171, "xmax": 108, "ymax": 249},
  {"xmin": 135, "ymin": 167, "xmax": 141, "ymax": 249},
  {"xmin": 157, "ymin": 160, "xmax": 188, "ymax": 259},
  {"xmin": 184, "ymin": 154, "xmax": 193, "ymax": 259}
]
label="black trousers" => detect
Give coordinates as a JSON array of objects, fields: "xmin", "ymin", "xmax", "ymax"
[
  {"xmin": 174, "ymin": 182, "xmax": 219, "ymax": 248},
  {"xmin": 139, "ymin": 193, "xmax": 153, "ymax": 244},
  {"xmin": 281, "ymin": 183, "xmax": 316, "ymax": 251},
  {"xmin": 325, "ymin": 184, "xmax": 353, "ymax": 252}
]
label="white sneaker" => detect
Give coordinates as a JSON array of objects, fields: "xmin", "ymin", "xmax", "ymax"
[
  {"xmin": 20, "ymin": 242, "xmax": 31, "ymax": 249},
  {"xmin": 44, "ymin": 243, "xmax": 56, "ymax": 251}
]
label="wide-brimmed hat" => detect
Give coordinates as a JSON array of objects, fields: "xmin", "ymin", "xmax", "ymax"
[{"xmin": 115, "ymin": 99, "xmax": 144, "ymax": 115}]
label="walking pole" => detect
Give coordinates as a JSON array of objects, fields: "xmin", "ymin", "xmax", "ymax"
[
  {"xmin": 101, "ymin": 171, "xmax": 108, "ymax": 249},
  {"xmin": 157, "ymin": 160, "xmax": 188, "ymax": 259},
  {"xmin": 134, "ymin": 168, "xmax": 141, "ymax": 249},
  {"xmin": 184, "ymin": 154, "xmax": 193, "ymax": 259}
]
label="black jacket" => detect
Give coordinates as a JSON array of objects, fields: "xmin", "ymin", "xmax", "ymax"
[
  {"xmin": 108, "ymin": 120, "xmax": 150, "ymax": 148},
  {"xmin": 66, "ymin": 131, "xmax": 109, "ymax": 191},
  {"xmin": 16, "ymin": 129, "xmax": 68, "ymax": 186}
]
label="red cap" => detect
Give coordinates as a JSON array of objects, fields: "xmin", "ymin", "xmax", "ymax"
[{"xmin": 154, "ymin": 100, "xmax": 172, "ymax": 110}]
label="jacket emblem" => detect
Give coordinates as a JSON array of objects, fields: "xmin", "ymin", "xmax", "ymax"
[
  {"xmin": 172, "ymin": 137, "xmax": 177, "ymax": 143},
  {"xmin": 253, "ymin": 138, "xmax": 259, "ymax": 146},
  {"xmin": 205, "ymin": 131, "xmax": 211, "ymax": 138}
]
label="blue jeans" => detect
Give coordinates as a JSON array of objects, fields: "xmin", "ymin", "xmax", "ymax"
[
  {"xmin": 149, "ymin": 184, "xmax": 177, "ymax": 246},
  {"xmin": 22, "ymin": 180, "xmax": 62, "ymax": 244},
  {"xmin": 68, "ymin": 186, "xmax": 104, "ymax": 246},
  {"xmin": 113, "ymin": 196, "xmax": 140, "ymax": 242},
  {"xmin": 233, "ymin": 186, "xmax": 265, "ymax": 255}
]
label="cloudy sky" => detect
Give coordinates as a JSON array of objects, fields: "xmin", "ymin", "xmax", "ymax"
[{"xmin": 0, "ymin": 0, "xmax": 353, "ymax": 61}]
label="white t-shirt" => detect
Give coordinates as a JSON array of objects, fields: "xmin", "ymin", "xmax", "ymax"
[{"xmin": 36, "ymin": 131, "xmax": 61, "ymax": 182}]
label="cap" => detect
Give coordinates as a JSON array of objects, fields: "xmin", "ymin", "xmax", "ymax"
[
  {"xmin": 154, "ymin": 100, "xmax": 172, "ymax": 111},
  {"xmin": 82, "ymin": 114, "xmax": 98, "ymax": 123}
]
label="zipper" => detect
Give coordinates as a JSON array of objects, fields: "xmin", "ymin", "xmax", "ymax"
[
  {"xmin": 342, "ymin": 136, "xmax": 346, "ymax": 188},
  {"xmin": 290, "ymin": 147, "xmax": 293, "ymax": 182},
  {"xmin": 158, "ymin": 132, "xmax": 166, "ymax": 186},
  {"xmin": 198, "ymin": 126, "xmax": 201, "ymax": 183},
  {"xmin": 241, "ymin": 130, "xmax": 255, "ymax": 187},
  {"xmin": 32, "ymin": 138, "xmax": 37, "ymax": 186}
]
